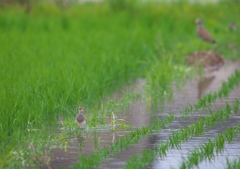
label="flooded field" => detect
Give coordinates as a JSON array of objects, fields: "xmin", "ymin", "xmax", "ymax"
[
  {"xmin": 48, "ymin": 61, "xmax": 240, "ymax": 169},
  {"xmin": 1, "ymin": 1, "xmax": 239, "ymax": 168}
]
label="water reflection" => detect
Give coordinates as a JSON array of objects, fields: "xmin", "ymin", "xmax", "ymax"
[
  {"xmin": 48, "ymin": 62, "xmax": 240, "ymax": 169},
  {"xmin": 151, "ymin": 61, "xmax": 240, "ymax": 169},
  {"xmin": 49, "ymin": 129, "xmax": 127, "ymax": 169},
  {"xmin": 49, "ymin": 79, "xmax": 148, "ymax": 169},
  {"xmin": 197, "ymin": 75, "xmax": 215, "ymax": 99}
]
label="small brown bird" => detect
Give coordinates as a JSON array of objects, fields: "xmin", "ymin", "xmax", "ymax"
[
  {"xmin": 75, "ymin": 107, "xmax": 86, "ymax": 128},
  {"xmin": 195, "ymin": 18, "xmax": 215, "ymax": 44}
]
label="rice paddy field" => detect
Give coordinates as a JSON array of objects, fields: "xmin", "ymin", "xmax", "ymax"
[{"xmin": 0, "ymin": 0, "xmax": 240, "ymax": 168}]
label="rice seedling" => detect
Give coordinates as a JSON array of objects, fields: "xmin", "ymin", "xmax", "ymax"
[
  {"xmin": 233, "ymin": 99, "xmax": 240, "ymax": 114},
  {"xmin": 180, "ymin": 124, "xmax": 240, "ymax": 169},
  {"xmin": 123, "ymin": 99, "xmax": 240, "ymax": 169},
  {"xmin": 0, "ymin": 0, "xmax": 240, "ymax": 168},
  {"xmin": 180, "ymin": 70, "xmax": 240, "ymax": 117},
  {"xmin": 87, "ymin": 92, "xmax": 141, "ymax": 129},
  {"xmin": 4, "ymin": 90, "xmax": 141, "ymax": 168},
  {"xmin": 70, "ymin": 114, "xmax": 175, "ymax": 169},
  {"xmin": 68, "ymin": 84, "xmax": 239, "ymax": 169},
  {"xmin": 226, "ymin": 157, "xmax": 240, "ymax": 169},
  {"xmin": 0, "ymin": 4, "xmax": 160, "ymax": 166}
]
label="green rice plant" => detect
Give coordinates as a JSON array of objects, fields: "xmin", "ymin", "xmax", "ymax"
[
  {"xmin": 205, "ymin": 99, "xmax": 240, "ymax": 130},
  {"xmin": 103, "ymin": 92, "xmax": 141, "ymax": 119},
  {"xmin": 107, "ymin": 0, "xmax": 137, "ymax": 11},
  {"xmin": 180, "ymin": 70, "xmax": 240, "ymax": 117},
  {"xmin": 226, "ymin": 157, "xmax": 240, "ymax": 169},
  {"xmin": 71, "ymin": 92, "xmax": 239, "ymax": 169},
  {"xmin": 144, "ymin": 53, "xmax": 190, "ymax": 111},
  {"xmin": 215, "ymin": 134, "xmax": 225, "ymax": 155},
  {"xmin": 87, "ymin": 92, "xmax": 141, "ymax": 129},
  {"xmin": 0, "ymin": 0, "xmax": 240, "ymax": 168},
  {"xmin": 12, "ymin": 86, "xmax": 236, "ymax": 169},
  {"xmin": 180, "ymin": 124, "xmax": 240, "ymax": 169},
  {"xmin": 233, "ymin": 99, "xmax": 240, "ymax": 114},
  {"xmin": 70, "ymin": 115, "xmax": 175, "ymax": 169},
  {"xmin": 124, "ymin": 99, "xmax": 240, "ymax": 169},
  {"xmin": 0, "ymin": 4, "xmax": 161, "ymax": 166},
  {"xmin": 143, "ymin": 0, "xmax": 240, "ymax": 110},
  {"xmin": 0, "ymin": 90, "xmax": 140, "ymax": 168}
]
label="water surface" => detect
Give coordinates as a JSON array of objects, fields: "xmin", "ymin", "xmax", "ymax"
[{"xmin": 49, "ymin": 62, "xmax": 240, "ymax": 169}]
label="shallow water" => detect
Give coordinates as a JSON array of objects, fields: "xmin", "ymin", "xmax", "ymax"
[{"xmin": 48, "ymin": 61, "xmax": 240, "ymax": 169}]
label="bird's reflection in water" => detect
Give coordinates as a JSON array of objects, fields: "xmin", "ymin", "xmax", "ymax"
[
  {"xmin": 76, "ymin": 135, "xmax": 86, "ymax": 151},
  {"xmin": 197, "ymin": 75, "xmax": 215, "ymax": 99}
]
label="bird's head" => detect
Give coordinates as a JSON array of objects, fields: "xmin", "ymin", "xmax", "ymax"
[
  {"xmin": 79, "ymin": 107, "xmax": 84, "ymax": 112},
  {"xmin": 195, "ymin": 18, "xmax": 202, "ymax": 25}
]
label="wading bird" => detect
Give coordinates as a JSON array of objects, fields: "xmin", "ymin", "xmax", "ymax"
[
  {"xmin": 75, "ymin": 107, "xmax": 86, "ymax": 128},
  {"xmin": 196, "ymin": 18, "xmax": 215, "ymax": 44}
]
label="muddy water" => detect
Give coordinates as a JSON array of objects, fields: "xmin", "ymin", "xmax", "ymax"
[{"xmin": 49, "ymin": 61, "xmax": 240, "ymax": 169}]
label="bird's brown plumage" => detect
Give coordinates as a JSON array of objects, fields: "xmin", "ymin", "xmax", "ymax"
[
  {"xmin": 75, "ymin": 107, "xmax": 86, "ymax": 127},
  {"xmin": 196, "ymin": 18, "xmax": 215, "ymax": 44},
  {"xmin": 76, "ymin": 113, "xmax": 85, "ymax": 123}
]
